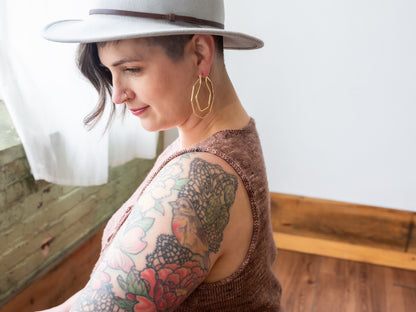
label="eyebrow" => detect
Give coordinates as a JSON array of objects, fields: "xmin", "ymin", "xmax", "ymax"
[{"xmin": 111, "ymin": 58, "xmax": 143, "ymax": 67}]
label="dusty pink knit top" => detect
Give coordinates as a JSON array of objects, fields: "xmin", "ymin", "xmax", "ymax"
[{"xmin": 98, "ymin": 118, "xmax": 282, "ymax": 311}]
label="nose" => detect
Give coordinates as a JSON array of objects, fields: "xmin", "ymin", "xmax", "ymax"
[
  {"xmin": 112, "ymin": 87, "xmax": 127, "ymax": 105},
  {"xmin": 112, "ymin": 91, "xmax": 128, "ymax": 105},
  {"xmin": 111, "ymin": 76, "xmax": 128, "ymax": 105}
]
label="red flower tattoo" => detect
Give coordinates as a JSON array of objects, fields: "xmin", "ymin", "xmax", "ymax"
[
  {"xmin": 117, "ymin": 261, "xmax": 206, "ymax": 312},
  {"xmin": 132, "ymin": 296, "xmax": 157, "ymax": 312},
  {"xmin": 142, "ymin": 261, "xmax": 206, "ymax": 310}
]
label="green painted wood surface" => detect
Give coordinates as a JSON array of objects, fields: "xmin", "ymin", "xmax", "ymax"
[{"xmin": 0, "ymin": 134, "xmax": 160, "ymax": 306}]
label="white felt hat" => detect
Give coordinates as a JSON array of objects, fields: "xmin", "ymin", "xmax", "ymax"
[{"xmin": 43, "ymin": 0, "xmax": 264, "ymax": 50}]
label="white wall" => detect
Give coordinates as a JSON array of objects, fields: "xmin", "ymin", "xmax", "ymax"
[{"xmin": 225, "ymin": 0, "xmax": 416, "ymax": 212}]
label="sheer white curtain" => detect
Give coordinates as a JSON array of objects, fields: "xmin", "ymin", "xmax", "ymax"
[{"xmin": 0, "ymin": 0, "xmax": 158, "ymax": 186}]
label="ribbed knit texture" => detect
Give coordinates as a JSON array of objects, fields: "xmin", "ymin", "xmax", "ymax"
[{"xmin": 97, "ymin": 118, "xmax": 282, "ymax": 311}]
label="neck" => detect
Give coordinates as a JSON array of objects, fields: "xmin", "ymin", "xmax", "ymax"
[{"xmin": 177, "ymin": 68, "xmax": 250, "ymax": 148}]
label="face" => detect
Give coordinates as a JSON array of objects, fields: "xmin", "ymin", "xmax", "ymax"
[{"xmin": 98, "ymin": 38, "xmax": 196, "ymax": 132}]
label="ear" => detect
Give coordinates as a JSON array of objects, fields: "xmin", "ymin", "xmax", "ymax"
[{"xmin": 190, "ymin": 34, "xmax": 215, "ymax": 77}]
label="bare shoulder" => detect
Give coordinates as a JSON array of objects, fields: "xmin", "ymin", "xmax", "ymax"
[{"xmin": 166, "ymin": 152, "xmax": 253, "ymax": 282}]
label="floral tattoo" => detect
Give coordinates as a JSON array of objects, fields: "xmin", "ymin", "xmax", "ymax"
[{"xmin": 71, "ymin": 157, "xmax": 238, "ymax": 312}]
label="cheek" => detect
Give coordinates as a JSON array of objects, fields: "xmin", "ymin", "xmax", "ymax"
[
  {"xmin": 138, "ymin": 63, "xmax": 194, "ymax": 116},
  {"xmin": 140, "ymin": 73, "xmax": 177, "ymax": 105},
  {"xmin": 138, "ymin": 76, "xmax": 166, "ymax": 102}
]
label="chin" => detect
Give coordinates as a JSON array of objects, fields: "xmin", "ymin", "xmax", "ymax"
[
  {"xmin": 140, "ymin": 119, "xmax": 171, "ymax": 133},
  {"xmin": 140, "ymin": 121, "xmax": 160, "ymax": 132}
]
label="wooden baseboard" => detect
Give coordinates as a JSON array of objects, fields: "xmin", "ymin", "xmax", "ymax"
[
  {"xmin": 274, "ymin": 232, "xmax": 416, "ymax": 271},
  {"xmin": 271, "ymin": 192, "xmax": 416, "ymax": 270}
]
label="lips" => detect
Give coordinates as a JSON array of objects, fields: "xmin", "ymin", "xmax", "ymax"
[{"xmin": 129, "ymin": 106, "xmax": 149, "ymax": 116}]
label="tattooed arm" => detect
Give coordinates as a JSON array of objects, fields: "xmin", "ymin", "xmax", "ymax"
[{"xmin": 69, "ymin": 153, "xmax": 240, "ymax": 312}]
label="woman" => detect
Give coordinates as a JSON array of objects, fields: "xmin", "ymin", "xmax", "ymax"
[{"xmin": 43, "ymin": 0, "xmax": 281, "ymax": 311}]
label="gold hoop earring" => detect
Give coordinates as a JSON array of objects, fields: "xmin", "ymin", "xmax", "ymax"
[{"xmin": 191, "ymin": 75, "xmax": 214, "ymax": 119}]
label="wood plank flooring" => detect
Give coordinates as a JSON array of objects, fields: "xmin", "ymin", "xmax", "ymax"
[
  {"xmin": 275, "ymin": 249, "xmax": 416, "ymax": 312},
  {"xmin": 2, "ymin": 244, "xmax": 415, "ymax": 312}
]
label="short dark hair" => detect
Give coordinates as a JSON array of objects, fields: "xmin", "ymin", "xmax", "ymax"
[{"xmin": 77, "ymin": 35, "xmax": 224, "ymax": 130}]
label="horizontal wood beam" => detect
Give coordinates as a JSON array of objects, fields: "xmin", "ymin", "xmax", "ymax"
[
  {"xmin": 271, "ymin": 192, "xmax": 416, "ymax": 271},
  {"xmin": 271, "ymin": 192, "xmax": 415, "ymax": 252},
  {"xmin": 409, "ymin": 214, "xmax": 416, "ymax": 253},
  {"xmin": 274, "ymin": 232, "xmax": 416, "ymax": 271}
]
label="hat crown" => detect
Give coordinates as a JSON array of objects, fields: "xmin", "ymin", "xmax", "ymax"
[{"xmin": 91, "ymin": 0, "xmax": 225, "ymax": 24}]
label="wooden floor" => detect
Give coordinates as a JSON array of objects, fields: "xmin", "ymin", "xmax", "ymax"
[{"xmin": 275, "ymin": 249, "xmax": 416, "ymax": 312}]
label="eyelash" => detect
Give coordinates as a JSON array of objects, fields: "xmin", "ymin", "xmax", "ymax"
[{"xmin": 125, "ymin": 68, "xmax": 141, "ymax": 74}]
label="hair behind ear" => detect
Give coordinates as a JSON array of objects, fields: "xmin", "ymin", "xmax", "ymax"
[{"xmin": 214, "ymin": 36, "xmax": 224, "ymax": 60}]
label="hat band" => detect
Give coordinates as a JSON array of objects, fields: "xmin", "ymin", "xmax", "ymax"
[{"xmin": 89, "ymin": 9, "xmax": 225, "ymax": 29}]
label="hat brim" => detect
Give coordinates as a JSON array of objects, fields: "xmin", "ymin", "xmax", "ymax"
[{"xmin": 43, "ymin": 14, "xmax": 263, "ymax": 50}]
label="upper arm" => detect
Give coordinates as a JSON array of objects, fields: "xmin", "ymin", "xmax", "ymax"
[{"xmin": 70, "ymin": 153, "xmax": 239, "ymax": 312}]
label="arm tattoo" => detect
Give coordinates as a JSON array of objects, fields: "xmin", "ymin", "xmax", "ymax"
[
  {"xmin": 175, "ymin": 158, "xmax": 238, "ymax": 253},
  {"xmin": 71, "ymin": 157, "xmax": 238, "ymax": 312}
]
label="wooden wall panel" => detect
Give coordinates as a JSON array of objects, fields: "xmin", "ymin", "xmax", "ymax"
[
  {"xmin": 0, "ymin": 228, "xmax": 103, "ymax": 312},
  {"xmin": 0, "ymin": 157, "xmax": 155, "ymax": 306}
]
